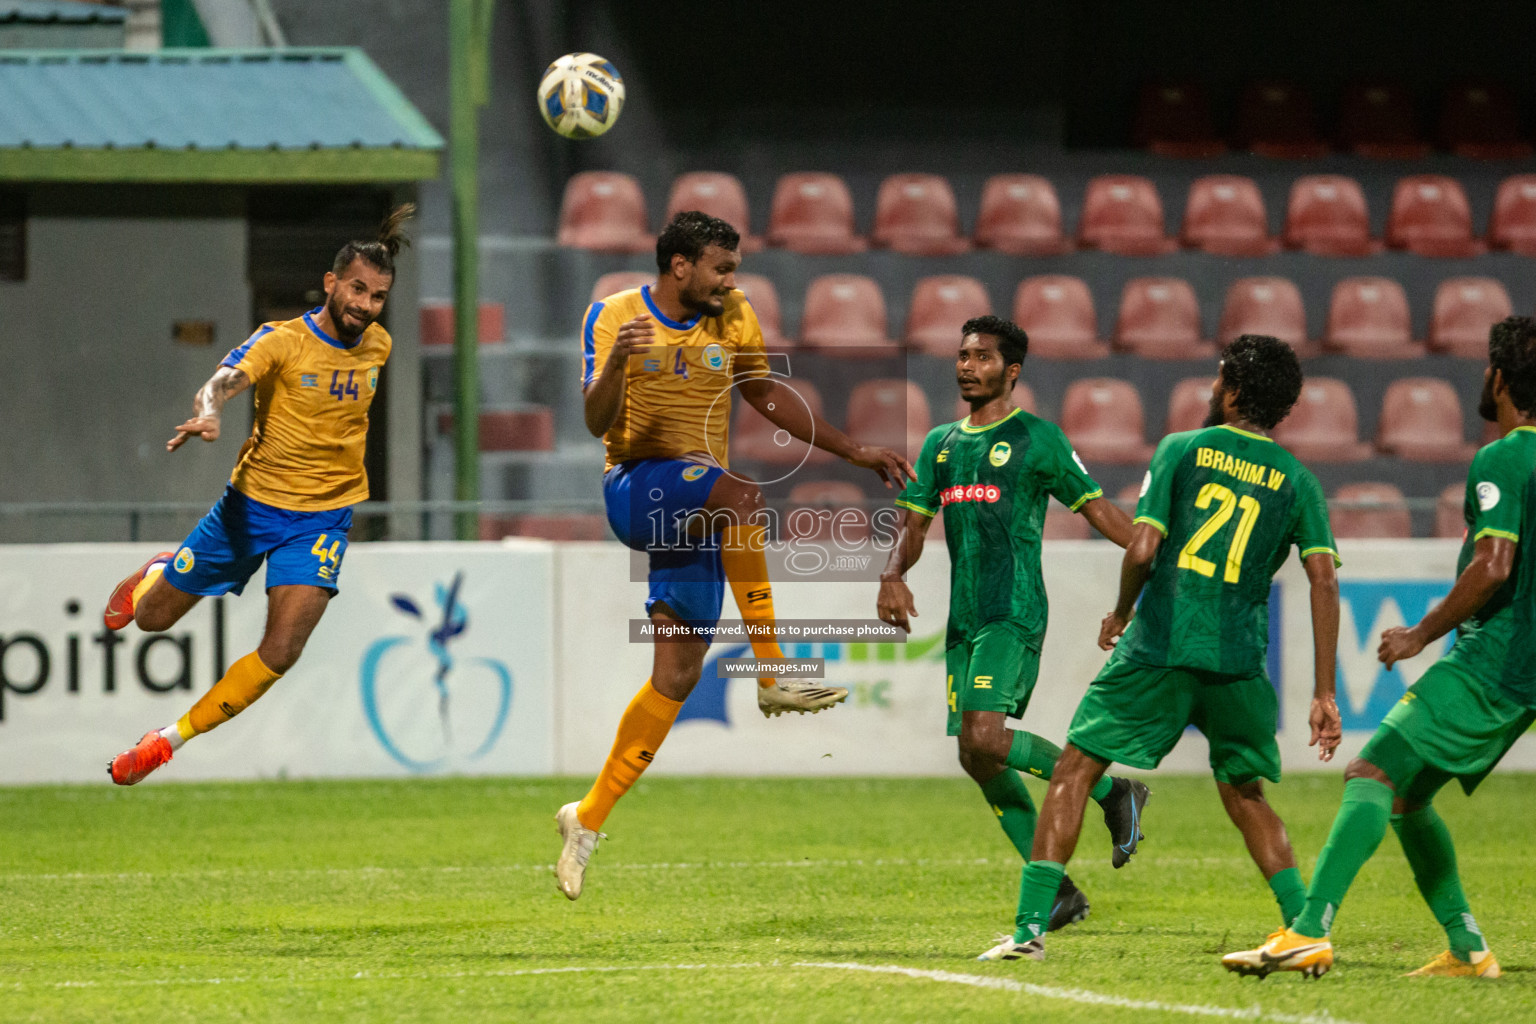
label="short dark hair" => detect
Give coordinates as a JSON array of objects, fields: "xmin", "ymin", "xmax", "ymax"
[
  {"xmin": 331, "ymin": 203, "xmax": 415, "ymax": 277},
  {"xmin": 656, "ymin": 211, "xmax": 740, "ymax": 272},
  {"xmin": 1490, "ymin": 316, "xmax": 1536, "ymax": 416},
  {"xmin": 1219, "ymin": 334, "xmax": 1303, "ymax": 430},
  {"xmin": 962, "ymin": 315, "xmax": 1029, "ymax": 379}
]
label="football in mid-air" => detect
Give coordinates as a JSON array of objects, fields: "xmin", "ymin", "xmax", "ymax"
[{"xmin": 537, "ymin": 53, "xmax": 625, "ymax": 139}]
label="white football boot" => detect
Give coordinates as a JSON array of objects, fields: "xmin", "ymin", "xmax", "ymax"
[
  {"xmin": 976, "ymin": 934, "xmax": 1045, "ymax": 961},
  {"xmin": 554, "ymin": 801, "xmax": 604, "ymax": 901},
  {"xmin": 757, "ymin": 678, "xmax": 849, "ymax": 717}
]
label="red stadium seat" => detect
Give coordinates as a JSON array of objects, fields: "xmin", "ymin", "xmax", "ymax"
[
  {"xmin": 1488, "ymin": 175, "xmax": 1536, "ymax": 256},
  {"xmin": 1325, "ymin": 277, "xmax": 1422, "ymax": 358},
  {"xmin": 905, "ymin": 275, "xmax": 992, "ymax": 355},
  {"xmin": 1377, "ymin": 378, "xmax": 1477, "ymax": 463},
  {"xmin": 1217, "ymin": 277, "xmax": 1312, "ymax": 353},
  {"xmin": 1165, "ymin": 377, "xmax": 1215, "ymax": 435},
  {"xmin": 1284, "ymin": 175, "xmax": 1378, "ymax": 256},
  {"xmin": 1012, "ymin": 276, "xmax": 1108, "ymax": 360},
  {"xmin": 954, "ymin": 383, "xmax": 1038, "ymax": 423},
  {"xmin": 767, "ymin": 172, "xmax": 867, "ymax": 254},
  {"xmin": 1133, "ymin": 80, "xmax": 1225, "ymax": 158},
  {"xmin": 799, "ymin": 275, "xmax": 891, "ymax": 352},
  {"xmin": 1435, "ymin": 483, "xmax": 1465, "ymax": 539},
  {"xmin": 589, "ymin": 271, "xmax": 652, "ymax": 303},
  {"xmin": 1234, "ymin": 80, "xmax": 1329, "ymax": 158},
  {"xmin": 1439, "ymin": 82, "xmax": 1532, "ymax": 161},
  {"xmin": 1043, "ymin": 503, "xmax": 1092, "ymax": 540},
  {"xmin": 1273, "ymin": 378, "xmax": 1371, "ymax": 462},
  {"xmin": 1079, "ymin": 175, "xmax": 1177, "ymax": 256},
  {"xmin": 735, "ymin": 273, "xmax": 786, "ymax": 347},
  {"xmin": 1428, "ymin": 277, "xmax": 1511, "ymax": 357},
  {"xmin": 1338, "ymin": 81, "xmax": 1430, "ymax": 160},
  {"xmin": 974, "ymin": 174, "xmax": 1069, "ymax": 255},
  {"xmin": 421, "ymin": 302, "xmax": 506, "ymax": 346},
  {"xmin": 557, "ymin": 171, "xmax": 650, "ymax": 252},
  {"xmin": 1114, "ymin": 277, "xmax": 1213, "ymax": 360},
  {"xmin": 846, "ymin": 379, "xmax": 932, "ymax": 460},
  {"xmin": 438, "ymin": 408, "xmax": 554, "ymax": 451},
  {"xmin": 1060, "ymin": 379, "xmax": 1154, "ymax": 465},
  {"xmin": 1331, "ymin": 483, "xmax": 1412, "ymax": 539},
  {"xmin": 1181, "ymin": 175, "xmax": 1277, "ymax": 256},
  {"xmin": 872, "ymin": 173, "xmax": 970, "ymax": 255},
  {"xmin": 731, "ymin": 378, "xmax": 832, "ymax": 466},
  {"xmin": 666, "ymin": 171, "xmax": 763, "ymax": 251},
  {"xmin": 785, "ymin": 481, "xmax": 869, "ymax": 542},
  {"xmin": 1387, "ymin": 175, "xmax": 1484, "ymax": 258},
  {"xmin": 480, "ymin": 514, "xmax": 611, "ymax": 542}
]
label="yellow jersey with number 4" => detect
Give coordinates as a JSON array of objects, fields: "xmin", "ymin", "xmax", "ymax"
[
  {"xmin": 220, "ymin": 308, "xmax": 392, "ymax": 512},
  {"xmin": 581, "ymin": 285, "xmax": 768, "ymax": 472}
]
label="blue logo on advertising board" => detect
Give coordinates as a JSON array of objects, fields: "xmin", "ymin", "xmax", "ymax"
[
  {"xmin": 1336, "ymin": 580, "xmax": 1453, "ymax": 731},
  {"xmin": 359, "ymin": 572, "xmax": 514, "ymax": 770}
]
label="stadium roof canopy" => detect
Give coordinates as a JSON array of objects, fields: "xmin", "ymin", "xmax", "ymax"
[
  {"xmin": 0, "ymin": 2, "xmax": 125, "ymax": 24},
  {"xmin": 0, "ymin": 48, "xmax": 444, "ymax": 183}
]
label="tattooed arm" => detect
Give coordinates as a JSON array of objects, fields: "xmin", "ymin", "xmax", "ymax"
[{"xmin": 167, "ymin": 366, "xmax": 251, "ymax": 452}]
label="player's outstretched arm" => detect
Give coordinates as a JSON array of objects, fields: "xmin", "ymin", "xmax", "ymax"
[
  {"xmin": 737, "ymin": 378, "xmax": 914, "ymax": 488},
  {"xmin": 1099, "ymin": 522, "xmax": 1161, "ymax": 649},
  {"xmin": 583, "ymin": 314, "xmax": 653, "ymax": 437},
  {"xmin": 1378, "ymin": 535, "xmax": 1514, "ymax": 669},
  {"xmin": 1080, "ymin": 496, "xmax": 1134, "ymax": 548},
  {"xmin": 1302, "ymin": 551, "xmax": 1341, "ymax": 761},
  {"xmin": 168, "ymin": 366, "xmax": 250, "ymax": 451},
  {"xmin": 876, "ymin": 509, "xmax": 932, "ymax": 633}
]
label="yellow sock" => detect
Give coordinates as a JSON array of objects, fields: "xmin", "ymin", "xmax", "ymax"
[
  {"xmin": 130, "ymin": 563, "xmax": 165, "ymax": 610},
  {"xmin": 576, "ymin": 678, "xmax": 683, "ymax": 831},
  {"xmin": 178, "ymin": 651, "xmax": 282, "ymax": 738},
  {"xmin": 721, "ymin": 522, "xmax": 786, "ymax": 687}
]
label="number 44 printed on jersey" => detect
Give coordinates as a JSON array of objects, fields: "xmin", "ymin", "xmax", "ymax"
[{"xmin": 329, "ymin": 370, "xmax": 362, "ymax": 401}]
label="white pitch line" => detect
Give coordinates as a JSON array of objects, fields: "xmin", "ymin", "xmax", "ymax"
[
  {"xmin": 5, "ymin": 960, "xmax": 1365, "ymax": 1023},
  {"xmin": 798, "ymin": 962, "xmax": 1363, "ymax": 1024}
]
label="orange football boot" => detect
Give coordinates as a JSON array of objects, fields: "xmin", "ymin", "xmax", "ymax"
[
  {"xmin": 108, "ymin": 731, "xmax": 174, "ymax": 786},
  {"xmin": 103, "ymin": 552, "xmax": 174, "ymax": 630}
]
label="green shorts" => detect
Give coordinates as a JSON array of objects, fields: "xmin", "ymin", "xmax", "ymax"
[
  {"xmin": 1067, "ymin": 649, "xmax": 1281, "ymax": 785},
  {"xmin": 944, "ymin": 622, "xmax": 1040, "ymax": 737},
  {"xmin": 1359, "ymin": 660, "xmax": 1536, "ymax": 802}
]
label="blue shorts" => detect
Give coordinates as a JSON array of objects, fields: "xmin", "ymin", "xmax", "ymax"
[
  {"xmin": 603, "ymin": 458, "xmax": 725, "ymax": 632},
  {"xmin": 165, "ymin": 484, "xmax": 353, "ymax": 597}
]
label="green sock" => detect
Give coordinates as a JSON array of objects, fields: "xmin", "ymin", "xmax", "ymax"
[
  {"xmin": 1267, "ymin": 866, "xmax": 1306, "ymax": 927},
  {"xmin": 979, "ymin": 770, "xmax": 1037, "ymax": 860},
  {"xmin": 1013, "ymin": 860, "xmax": 1064, "ymax": 942},
  {"xmin": 1392, "ymin": 806, "xmax": 1487, "ymax": 960},
  {"xmin": 1293, "ymin": 777, "xmax": 1394, "ymax": 938},
  {"xmin": 1006, "ymin": 731, "xmax": 1113, "ymax": 800}
]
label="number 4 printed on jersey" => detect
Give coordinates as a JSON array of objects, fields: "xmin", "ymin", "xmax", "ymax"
[{"xmin": 329, "ymin": 370, "xmax": 360, "ymax": 401}]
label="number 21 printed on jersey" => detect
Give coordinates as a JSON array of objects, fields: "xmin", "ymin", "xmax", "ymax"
[{"xmin": 1177, "ymin": 483, "xmax": 1261, "ymax": 583}]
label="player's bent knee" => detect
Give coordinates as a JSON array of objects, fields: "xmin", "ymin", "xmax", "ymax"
[
  {"xmin": 257, "ymin": 637, "xmax": 307, "ymax": 674},
  {"xmin": 1343, "ymin": 757, "xmax": 1393, "ymax": 786}
]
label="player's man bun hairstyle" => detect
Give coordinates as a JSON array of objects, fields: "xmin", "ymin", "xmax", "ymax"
[
  {"xmin": 331, "ymin": 202, "xmax": 417, "ymax": 277},
  {"xmin": 656, "ymin": 210, "xmax": 741, "ymax": 272},
  {"xmin": 1220, "ymin": 334, "xmax": 1303, "ymax": 430},
  {"xmin": 962, "ymin": 315, "xmax": 1029, "ymax": 381},
  {"xmin": 1489, "ymin": 316, "xmax": 1536, "ymax": 416}
]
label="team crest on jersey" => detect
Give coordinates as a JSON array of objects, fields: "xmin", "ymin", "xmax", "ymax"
[
  {"xmin": 173, "ymin": 548, "xmax": 195, "ymax": 573},
  {"xmin": 367, "ymin": 367, "xmax": 379, "ymax": 391},
  {"xmin": 682, "ymin": 465, "xmax": 709, "ymax": 481},
  {"xmin": 1477, "ymin": 481, "xmax": 1500, "ymax": 511},
  {"xmin": 702, "ymin": 343, "xmax": 725, "ymax": 371},
  {"xmin": 989, "ymin": 441, "xmax": 1012, "ymax": 467}
]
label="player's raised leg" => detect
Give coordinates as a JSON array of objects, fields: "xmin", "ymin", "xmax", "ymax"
[
  {"xmin": 109, "ymin": 584, "xmax": 330, "ymax": 785},
  {"xmin": 102, "ymin": 551, "xmax": 179, "ymax": 630},
  {"xmin": 557, "ymin": 604, "xmax": 703, "ymax": 900}
]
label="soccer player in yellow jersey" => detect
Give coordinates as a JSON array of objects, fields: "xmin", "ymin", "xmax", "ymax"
[
  {"xmin": 102, "ymin": 205, "xmax": 414, "ymax": 784},
  {"xmin": 555, "ymin": 211, "xmax": 913, "ymax": 899}
]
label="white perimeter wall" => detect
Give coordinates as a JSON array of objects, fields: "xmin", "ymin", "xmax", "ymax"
[{"xmin": 0, "ymin": 539, "xmax": 1529, "ymax": 783}]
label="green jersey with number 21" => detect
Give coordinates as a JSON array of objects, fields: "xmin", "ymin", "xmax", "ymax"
[{"xmin": 1117, "ymin": 424, "xmax": 1339, "ymax": 678}]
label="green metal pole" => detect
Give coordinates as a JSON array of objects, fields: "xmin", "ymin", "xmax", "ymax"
[{"xmin": 449, "ymin": 0, "xmax": 492, "ymax": 540}]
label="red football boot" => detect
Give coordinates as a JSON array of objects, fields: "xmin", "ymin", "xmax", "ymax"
[
  {"xmin": 108, "ymin": 731, "xmax": 175, "ymax": 786},
  {"xmin": 102, "ymin": 552, "xmax": 174, "ymax": 630}
]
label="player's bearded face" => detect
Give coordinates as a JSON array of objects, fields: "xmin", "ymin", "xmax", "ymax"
[
  {"xmin": 1203, "ymin": 373, "xmax": 1230, "ymax": 428},
  {"xmin": 324, "ymin": 258, "xmax": 393, "ymax": 341},
  {"xmin": 1478, "ymin": 366, "xmax": 1498, "ymax": 422},
  {"xmin": 678, "ymin": 245, "xmax": 740, "ymax": 318}
]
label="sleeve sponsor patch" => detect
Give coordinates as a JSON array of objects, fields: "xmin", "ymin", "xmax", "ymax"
[
  {"xmin": 1477, "ymin": 481, "xmax": 1500, "ymax": 511},
  {"xmin": 1138, "ymin": 470, "xmax": 1152, "ymax": 498}
]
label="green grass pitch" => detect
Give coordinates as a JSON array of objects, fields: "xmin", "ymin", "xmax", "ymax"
[{"xmin": 2, "ymin": 773, "xmax": 1533, "ymax": 1023}]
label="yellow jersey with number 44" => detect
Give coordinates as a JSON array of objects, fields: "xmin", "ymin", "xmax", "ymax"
[
  {"xmin": 581, "ymin": 285, "xmax": 769, "ymax": 472},
  {"xmin": 220, "ymin": 309, "xmax": 391, "ymax": 512}
]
